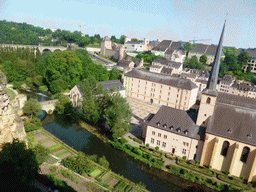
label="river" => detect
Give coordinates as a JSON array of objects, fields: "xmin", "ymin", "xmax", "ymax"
[{"xmin": 42, "ymin": 113, "xmax": 184, "ymax": 192}]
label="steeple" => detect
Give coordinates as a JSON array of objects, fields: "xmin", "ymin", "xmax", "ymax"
[{"xmin": 203, "ymin": 21, "xmax": 226, "ymax": 97}]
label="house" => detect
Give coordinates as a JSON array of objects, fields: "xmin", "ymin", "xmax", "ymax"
[
  {"xmin": 217, "ymin": 74, "xmax": 236, "ymax": 93},
  {"xmin": 144, "ymin": 105, "xmax": 204, "ymax": 160},
  {"xmin": 151, "ymin": 58, "xmax": 183, "ymax": 74},
  {"xmin": 124, "ymin": 37, "xmax": 149, "ymax": 52},
  {"xmin": 123, "ymin": 68, "xmax": 198, "ymax": 110},
  {"xmin": 69, "ymin": 79, "xmax": 125, "ymax": 107}
]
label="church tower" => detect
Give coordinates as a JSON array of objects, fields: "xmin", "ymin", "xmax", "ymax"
[{"xmin": 196, "ymin": 21, "xmax": 226, "ymax": 127}]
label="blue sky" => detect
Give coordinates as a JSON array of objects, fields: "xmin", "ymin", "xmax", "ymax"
[{"xmin": 1, "ymin": 0, "xmax": 256, "ymax": 48}]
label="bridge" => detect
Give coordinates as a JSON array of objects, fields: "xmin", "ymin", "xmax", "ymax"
[
  {"xmin": 40, "ymin": 99, "xmax": 58, "ymax": 113},
  {"xmin": 0, "ymin": 44, "xmax": 67, "ymax": 54}
]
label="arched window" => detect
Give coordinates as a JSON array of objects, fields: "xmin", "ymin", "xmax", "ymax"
[
  {"xmin": 206, "ymin": 97, "xmax": 211, "ymax": 104},
  {"xmin": 240, "ymin": 147, "xmax": 250, "ymax": 163},
  {"xmin": 221, "ymin": 141, "xmax": 229, "ymax": 156}
]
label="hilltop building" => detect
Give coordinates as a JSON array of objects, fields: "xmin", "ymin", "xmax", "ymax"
[{"xmin": 241, "ymin": 49, "xmax": 256, "ymax": 73}]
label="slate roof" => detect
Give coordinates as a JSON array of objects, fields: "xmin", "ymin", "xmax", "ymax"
[
  {"xmin": 99, "ymin": 79, "xmax": 125, "ymax": 91},
  {"xmin": 147, "ymin": 105, "xmax": 203, "ymax": 140},
  {"xmin": 195, "ymin": 79, "xmax": 208, "ymax": 84},
  {"xmin": 161, "ymin": 67, "xmax": 173, "ymax": 75},
  {"xmin": 125, "ymin": 68, "xmax": 197, "ymax": 90},
  {"xmin": 231, "ymin": 81, "xmax": 255, "ymax": 91},
  {"xmin": 220, "ymin": 74, "xmax": 236, "ymax": 85},
  {"xmin": 180, "ymin": 73, "xmax": 197, "ymax": 79},
  {"xmin": 152, "ymin": 58, "xmax": 182, "ymax": 69},
  {"xmin": 207, "ymin": 102, "xmax": 256, "ymax": 146},
  {"xmin": 217, "ymin": 92, "xmax": 256, "ymax": 110},
  {"xmin": 149, "ymin": 65, "xmax": 162, "ymax": 69},
  {"xmin": 117, "ymin": 59, "xmax": 134, "ymax": 68},
  {"xmin": 190, "ymin": 44, "xmax": 220, "ymax": 56},
  {"xmin": 152, "ymin": 40, "xmax": 172, "ymax": 51}
]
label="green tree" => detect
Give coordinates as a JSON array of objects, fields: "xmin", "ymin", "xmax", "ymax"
[
  {"xmin": 55, "ymin": 94, "xmax": 72, "ymax": 115},
  {"xmin": 184, "ymin": 56, "xmax": 205, "ymax": 70},
  {"xmin": 105, "ymin": 91, "xmax": 132, "ymax": 137},
  {"xmin": 109, "ymin": 67, "xmax": 120, "ymax": 80},
  {"xmin": 183, "ymin": 42, "xmax": 195, "ymax": 57},
  {"xmin": 223, "ymin": 47, "xmax": 239, "ymax": 55},
  {"xmin": 32, "ymin": 144, "xmax": 50, "ymax": 165},
  {"xmin": 22, "ymin": 98, "xmax": 42, "ymax": 120},
  {"xmin": 237, "ymin": 51, "xmax": 251, "ymax": 69},
  {"xmin": 0, "ymin": 139, "xmax": 40, "ymax": 191},
  {"xmin": 199, "ymin": 54, "xmax": 207, "ymax": 64},
  {"xmin": 110, "ymin": 35, "xmax": 117, "ymax": 42},
  {"xmin": 119, "ymin": 35, "xmax": 126, "ymax": 44}
]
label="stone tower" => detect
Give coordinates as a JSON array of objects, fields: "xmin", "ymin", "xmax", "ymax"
[
  {"xmin": 119, "ymin": 46, "xmax": 125, "ymax": 61},
  {"xmin": 101, "ymin": 36, "xmax": 112, "ymax": 56},
  {"xmin": 196, "ymin": 21, "xmax": 226, "ymax": 127}
]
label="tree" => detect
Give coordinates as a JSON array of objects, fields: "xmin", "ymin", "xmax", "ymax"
[
  {"xmin": 119, "ymin": 35, "xmax": 126, "ymax": 44},
  {"xmin": 109, "ymin": 67, "xmax": 120, "ymax": 80},
  {"xmin": 32, "ymin": 144, "xmax": 50, "ymax": 165},
  {"xmin": 223, "ymin": 47, "xmax": 239, "ymax": 55},
  {"xmin": 105, "ymin": 91, "xmax": 132, "ymax": 137},
  {"xmin": 131, "ymin": 38, "xmax": 140, "ymax": 42},
  {"xmin": 183, "ymin": 42, "xmax": 195, "ymax": 57},
  {"xmin": 110, "ymin": 35, "xmax": 117, "ymax": 42},
  {"xmin": 0, "ymin": 139, "xmax": 40, "ymax": 191},
  {"xmin": 184, "ymin": 56, "xmax": 205, "ymax": 70},
  {"xmin": 237, "ymin": 51, "xmax": 251, "ymax": 69},
  {"xmin": 199, "ymin": 54, "xmax": 207, "ymax": 64},
  {"xmin": 23, "ymin": 98, "xmax": 42, "ymax": 120},
  {"xmin": 55, "ymin": 94, "xmax": 72, "ymax": 115}
]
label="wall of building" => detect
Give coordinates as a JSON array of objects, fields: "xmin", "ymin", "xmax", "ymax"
[
  {"xmin": 201, "ymin": 133, "xmax": 256, "ymax": 181},
  {"xmin": 145, "ymin": 125, "xmax": 202, "ymax": 160},
  {"xmin": 123, "ymin": 76, "xmax": 197, "ymax": 110}
]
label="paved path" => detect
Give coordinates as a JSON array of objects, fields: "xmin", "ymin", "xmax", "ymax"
[{"xmin": 6, "ymin": 84, "xmax": 18, "ymax": 95}]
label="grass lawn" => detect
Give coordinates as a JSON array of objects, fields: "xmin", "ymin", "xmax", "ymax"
[
  {"xmin": 90, "ymin": 169, "xmax": 102, "ymax": 177},
  {"xmin": 47, "ymin": 144, "xmax": 61, "ymax": 151},
  {"xmin": 87, "ymin": 43, "xmax": 101, "ymax": 48},
  {"xmin": 5, "ymin": 88, "xmax": 15, "ymax": 101}
]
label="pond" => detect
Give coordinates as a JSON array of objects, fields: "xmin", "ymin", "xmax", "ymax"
[{"xmin": 42, "ymin": 114, "xmax": 183, "ymax": 192}]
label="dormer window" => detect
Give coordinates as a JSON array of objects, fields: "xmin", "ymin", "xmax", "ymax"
[
  {"xmin": 169, "ymin": 125, "xmax": 174, "ymax": 130},
  {"xmin": 184, "ymin": 130, "xmax": 188, "ymax": 135},
  {"xmin": 156, "ymin": 122, "xmax": 160, "ymax": 126},
  {"xmin": 227, "ymin": 129, "xmax": 232, "ymax": 133},
  {"xmin": 177, "ymin": 128, "xmax": 181, "ymax": 133},
  {"xmin": 163, "ymin": 124, "xmax": 167, "ymax": 129},
  {"xmin": 247, "ymin": 133, "xmax": 252, "ymax": 138}
]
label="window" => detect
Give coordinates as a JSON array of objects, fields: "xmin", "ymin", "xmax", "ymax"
[
  {"xmin": 138, "ymin": 85, "xmax": 140, "ymax": 88},
  {"xmin": 164, "ymin": 135, "xmax": 167, "ymax": 139},
  {"xmin": 167, "ymin": 98, "xmax": 169, "ymax": 101},
  {"xmin": 131, "ymin": 83, "xmax": 133, "ymax": 86},
  {"xmin": 182, "ymin": 149, "xmax": 186, "ymax": 154},
  {"xmin": 168, "ymin": 92, "xmax": 170, "ymax": 96},
  {"xmin": 162, "ymin": 142, "xmax": 166, "ymax": 148},
  {"xmin": 159, "ymin": 95, "xmax": 161, "ymax": 99},
  {"xmin": 184, "ymin": 102, "xmax": 186, "ymax": 105},
  {"xmin": 157, "ymin": 140, "xmax": 160, "ymax": 146},
  {"xmin": 131, "ymin": 88, "xmax": 132, "ymax": 91},
  {"xmin": 176, "ymin": 100, "xmax": 178, "ymax": 103},
  {"xmin": 160, "ymin": 90, "xmax": 162, "ymax": 93},
  {"xmin": 161, "ymin": 85, "xmax": 162, "ymax": 88},
  {"xmin": 178, "ymin": 89, "xmax": 180, "ymax": 92},
  {"xmin": 169, "ymin": 87, "xmax": 171, "ymax": 90},
  {"xmin": 240, "ymin": 147, "xmax": 250, "ymax": 163},
  {"xmin": 151, "ymin": 138, "xmax": 154, "ymax": 144},
  {"xmin": 158, "ymin": 133, "xmax": 161, "ymax": 137},
  {"xmin": 177, "ymin": 94, "xmax": 179, "ymax": 98},
  {"xmin": 144, "ymin": 91, "xmax": 146, "ymax": 94},
  {"xmin": 185, "ymin": 96, "xmax": 187, "ymax": 100},
  {"xmin": 221, "ymin": 141, "xmax": 230, "ymax": 156},
  {"xmin": 152, "ymin": 131, "xmax": 155, "ymax": 135},
  {"xmin": 206, "ymin": 97, "xmax": 211, "ymax": 104}
]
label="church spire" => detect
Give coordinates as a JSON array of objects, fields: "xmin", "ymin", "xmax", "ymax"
[{"xmin": 203, "ymin": 21, "xmax": 226, "ymax": 96}]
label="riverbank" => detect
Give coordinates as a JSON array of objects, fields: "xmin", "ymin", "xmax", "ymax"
[
  {"xmin": 78, "ymin": 121, "xmax": 224, "ymax": 192},
  {"xmin": 28, "ymin": 128, "xmax": 149, "ymax": 192}
]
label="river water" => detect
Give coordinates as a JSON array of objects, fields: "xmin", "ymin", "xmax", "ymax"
[{"xmin": 42, "ymin": 114, "xmax": 184, "ymax": 192}]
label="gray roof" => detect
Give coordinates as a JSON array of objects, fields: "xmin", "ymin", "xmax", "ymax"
[
  {"xmin": 149, "ymin": 65, "xmax": 162, "ymax": 69},
  {"xmin": 219, "ymin": 74, "xmax": 236, "ymax": 85},
  {"xmin": 237, "ymin": 49, "xmax": 256, "ymax": 59},
  {"xmin": 161, "ymin": 67, "xmax": 173, "ymax": 75},
  {"xmin": 217, "ymin": 92, "xmax": 256, "ymax": 110},
  {"xmin": 99, "ymin": 79, "xmax": 124, "ymax": 91},
  {"xmin": 231, "ymin": 81, "xmax": 255, "ymax": 91},
  {"xmin": 207, "ymin": 102, "xmax": 256, "ymax": 146},
  {"xmin": 195, "ymin": 79, "xmax": 208, "ymax": 84},
  {"xmin": 117, "ymin": 59, "xmax": 134, "ymax": 68},
  {"xmin": 152, "ymin": 40, "xmax": 172, "ymax": 51},
  {"xmin": 147, "ymin": 105, "xmax": 203, "ymax": 140},
  {"xmin": 152, "ymin": 58, "xmax": 182, "ymax": 69},
  {"xmin": 125, "ymin": 68, "xmax": 197, "ymax": 90}
]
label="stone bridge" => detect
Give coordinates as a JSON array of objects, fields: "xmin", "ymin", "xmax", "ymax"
[
  {"xmin": 40, "ymin": 99, "xmax": 58, "ymax": 113},
  {"xmin": 0, "ymin": 44, "xmax": 67, "ymax": 54}
]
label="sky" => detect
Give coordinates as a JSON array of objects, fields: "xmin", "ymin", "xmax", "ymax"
[{"xmin": 1, "ymin": 0, "xmax": 256, "ymax": 48}]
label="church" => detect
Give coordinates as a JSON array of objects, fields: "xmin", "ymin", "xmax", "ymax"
[{"xmin": 144, "ymin": 21, "xmax": 256, "ymax": 182}]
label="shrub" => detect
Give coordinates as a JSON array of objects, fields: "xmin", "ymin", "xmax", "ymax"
[
  {"xmin": 119, "ymin": 138, "xmax": 128, "ymax": 145},
  {"xmin": 155, "ymin": 146, "xmax": 159, "ymax": 151},
  {"xmin": 182, "ymin": 156, "xmax": 187, "ymax": 160},
  {"xmin": 207, "ymin": 165, "xmax": 212, "ymax": 169},
  {"xmin": 98, "ymin": 156, "xmax": 109, "ymax": 169},
  {"xmin": 180, "ymin": 168, "xmax": 187, "ymax": 175},
  {"xmin": 97, "ymin": 178, "xmax": 102, "ymax": 182},
  {"xmin": 225, "ymin": 170, "xmax": 230, "ymax": 175},
  {"xmin": 240, "ymin": 176, "xmax": 245, "ymax": 181},
  {"xmin": 146, "ymin": 143, "xmax": 149, "ymax": 148},
  {"xmin": 195, "ymin": 159, "xmax": 200, "ymax": 164}
]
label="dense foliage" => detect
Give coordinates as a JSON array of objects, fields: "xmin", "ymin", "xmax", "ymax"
[
  {"xmin": 110, "ymin": 35, "xmax": 126, "ymax": 44},
  {"xmin": 135, "ymin": 51, "xmax": 166, "ymax": 63},
  {"xmin": 32, "ymin": 144, "xmax": 50, "ymax": 165},
  {"xmin": 0, "ymin": 139, "xmax": 40, "ymax": 191},
  {"xmin": 184, "ymin": 55, "xmax": 205, "ymax": 70},
  {"xmin": 22, "ymin": 98, "xmax": 42, "ymax": 119},
  {"xmin": 61, "ymin": 152, "xmax": 93, "ymax": 175},
  {"xmin": 24, "ymin": 117, "xmax": 42, "ymax": 132},
  {"xmin": 219, "ymin": 49, "xmax": 255, "ymax": 83},
  {"xmin": 46, "ymin": 174, "xmax": 77, "ymax": 192},
  {"xmin": 80, "ymin": 76, "xmax": 132, "ymax": 137},
  {"xmin": 183, "ymin": 42, "xmax": 195, "ymax": 57}
]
